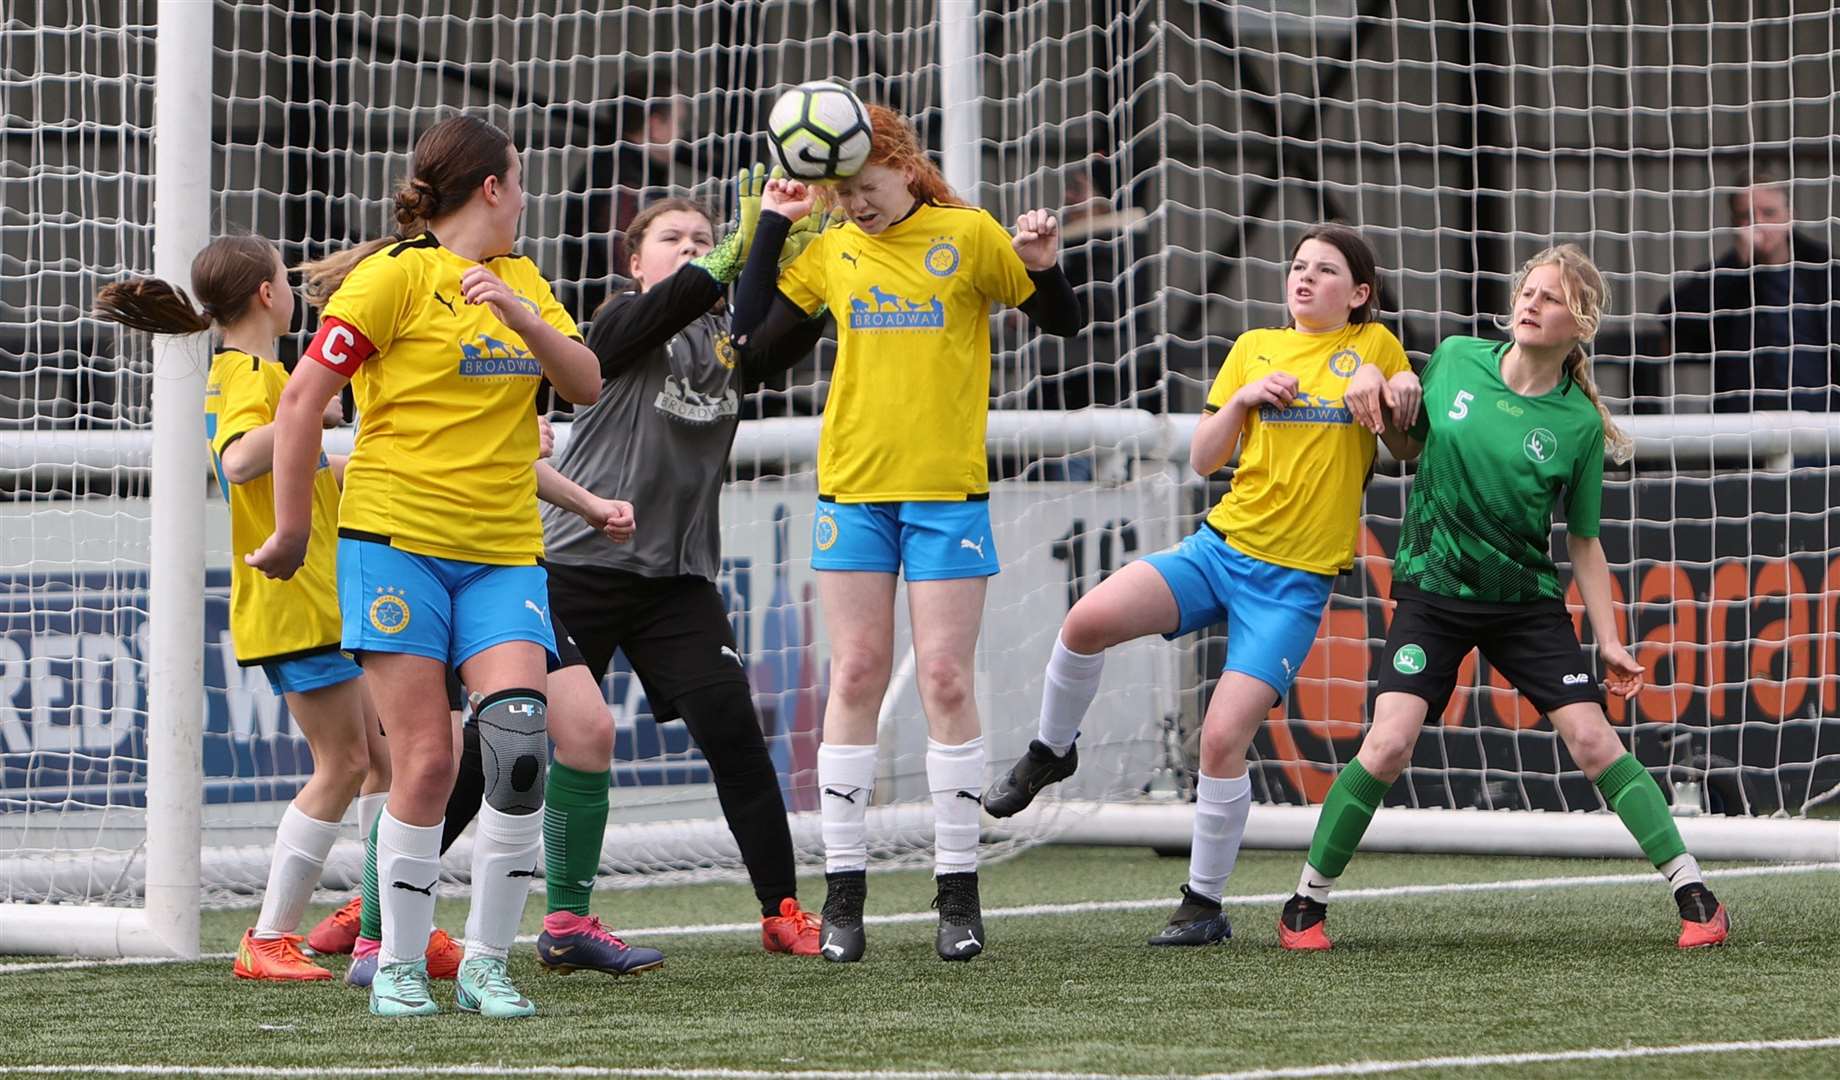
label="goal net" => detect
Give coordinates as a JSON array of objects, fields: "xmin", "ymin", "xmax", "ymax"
[{"xmin": 4, "ymin": 2, "xmax": 1838, "ymax": 954}]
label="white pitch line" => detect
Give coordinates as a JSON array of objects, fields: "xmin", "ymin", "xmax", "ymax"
[
  {"xmin": 0, "ymin": 952, "xmax": 236, "ymax": 976},
  {"xmin": 4, "ymin": 861, "xmax": 1833, "ymax": 974},
  {"xmin": 4, "ymin": 1034, "xmax": 1839, "ymax": 1079}
]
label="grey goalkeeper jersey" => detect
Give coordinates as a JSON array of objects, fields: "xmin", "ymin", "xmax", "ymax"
[{"xmin": 541, "ymin": 265, "xmax": 823, "ymax": 581}]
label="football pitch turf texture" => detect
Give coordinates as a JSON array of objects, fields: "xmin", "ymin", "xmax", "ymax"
[{"xmin": 2, "ymin": 846, "xmax": 1836, "ymax": 1079}]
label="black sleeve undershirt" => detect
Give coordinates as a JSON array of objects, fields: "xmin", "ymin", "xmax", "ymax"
[
  {"xmin": 584, "ymin": 264, "xmax": 726, "ymax": 380},
  {"xmin": 1017, "ymin": 264, "xmax": 1084, "ymax": 337},
  {"xmin": 730, "ymin": 211, "xmax": 813, "ymax": 356}
]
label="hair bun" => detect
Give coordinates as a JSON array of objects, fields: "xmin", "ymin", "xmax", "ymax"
[{"xmin": 394, "ymin": 177, "xmax": 439, "ymax": 227}]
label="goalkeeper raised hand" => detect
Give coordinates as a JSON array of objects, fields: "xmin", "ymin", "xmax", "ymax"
[{"xmin": 695, "ymin": 163, "xmax": 836, "ymax": 282}]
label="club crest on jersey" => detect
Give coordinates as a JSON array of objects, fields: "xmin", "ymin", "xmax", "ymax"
[
  {"xmin": 1392, "ymin": 643, "xmax": 1426, "ymax": 675},
  {"xmin": 814, "ymin": 512, "xmax": 840, "ymax": 551},
  {"xmin": 713, "ymin": 333, "xmax": 738, "ymax": 371},
  {"xmin": 655, "ymin": 374, "xmax": 738, "ymax": 425},
  {"xmin": 1523, "ymin": 427, "xmax": 1557, "ymax": 463},
  {"xmin": 369, "ymin": 587, "xmax": 411, "ymax": 635},
  {"xmin": 1328, "ymin": 348, "xmax": 1362, "ymax": 377},
  {"xmin": 924, "ymin": 238, "xmax": 960, "ymax": 277},
  {"xmin": 848, "ymin": 287, "xmax": 944, "ymax": 330},
  {"xmin": 459, "ymin": 333, "xmax": 540, "ymax": 377},
  {"xmin": 1261, "ymin": 391, "xmax": 1351, "ymax": 425}
]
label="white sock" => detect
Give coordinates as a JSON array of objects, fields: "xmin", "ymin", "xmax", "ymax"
[
  {"xmin": 818, "ymin": 742, "xmax": 878, "ymax": 873},
  {"xmin": 462, "ymin": 803, "xmax": 543, "ymax": 962},
  {"xmin": 376, "ymin": 809, "xmax": 443, "ymax": 966},
  {"xmin": 928, "ymin": 736, "xmax": 986, "ymax": 875},
  {"xmin": 356, "ymin": 791, "xmax": 386, "ymax": 844},
  {"xmin": 1185, "ymin": 771, "xmax": 1252, "ymax": 903},
  {"xmin": 1037, "ymin": 634, "xmax": 1104, "ymax": 754},
  {"xmin": 1660, "ymin": 853, "xmax": 1704, "ymax": 892},
  {"xmin": 1297, "ymin": 864, "xmax": 1335, "ymax": 903},
  {"xmin": 253, "ymin": 802, "xmax": 341, "ymax": 939}
]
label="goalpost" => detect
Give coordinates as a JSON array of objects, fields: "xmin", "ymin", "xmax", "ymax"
[{"xmin": 4, "ymin": 3, "xmax": 1838, "ymax": 959}]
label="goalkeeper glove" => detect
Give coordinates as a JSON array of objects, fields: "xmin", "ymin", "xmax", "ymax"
[
  {"xmin": 691, "ymin": 163, "xmax": 769, "ymax": 284},
  {"xmin": 778, "ymin": 206, "xmax": 838, "ymax": 271}
]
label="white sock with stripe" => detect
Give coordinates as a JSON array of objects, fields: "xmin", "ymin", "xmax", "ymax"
[{"xmin": 818, "ymin": 742, "xmax": 878, "ymax": 874}]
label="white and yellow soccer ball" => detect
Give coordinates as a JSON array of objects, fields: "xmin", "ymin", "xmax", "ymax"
[{"xmin": 766, "ymin": 80, "xmax": 872, "ymax": 181}]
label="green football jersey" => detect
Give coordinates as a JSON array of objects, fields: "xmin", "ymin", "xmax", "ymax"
[{"xmin": 1393, "ymin": 336, "xmax": 1606, "ymax": 603}]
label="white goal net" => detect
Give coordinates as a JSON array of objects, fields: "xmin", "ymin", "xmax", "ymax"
[{"xmin": 4, "ymin": 2, "xmax": 1838, "ymax": 952}]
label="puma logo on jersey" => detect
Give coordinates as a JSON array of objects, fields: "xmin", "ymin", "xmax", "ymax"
[
  {"xmin": 1281, "ymin": 657, "xmax": 1294, "ymax": 677},
  {"xmin": 525, "ymin": 599, "xmax": 547, "ymax": 622},
  {"xmin": 960, "ymin": 537, "xmax": 986, "ymax": 559},
  {"xmin": 433, "ymin": 291, "xmax": 457, "ymax": 317},
  {"xmin": 840, "ymin": 251, "xmax": 860, "ymax": 267},
  {"xmin": 720, "ymin": 645, "xmax": 743, "ymax": 667}
]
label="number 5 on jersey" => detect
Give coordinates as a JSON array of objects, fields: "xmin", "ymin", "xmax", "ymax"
[{"xmin": 1447, "ymin": 389, "xmax": 1474, "ymax": 421}]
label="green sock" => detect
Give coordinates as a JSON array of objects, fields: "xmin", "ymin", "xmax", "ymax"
[
  {"xmin": 1305, "ymin": 759, "xmax": 1392, "ymax": 881},
  {"xmin": 359, "ymin": 814, "xmax": 382, "ymax": 942},
  {"xmin": 1594, "ymin": 753, "xmax": 1687, "ymax": 868},
  {"xmin": 543, "ymin": 761, "xmax": 610, "ymax": 917}
]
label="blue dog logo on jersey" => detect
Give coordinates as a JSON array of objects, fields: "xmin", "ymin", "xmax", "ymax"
[
  {"xmin": 1261, "ymin": 391, "xmax": 1352, "ymax": 425},
  {"xmin": 459, "ymin": 333, "xmax": 540, "ymax": 377},
  {"xmin": 848, "ymin": 287, "xmax": 945, "ymax": 330}
]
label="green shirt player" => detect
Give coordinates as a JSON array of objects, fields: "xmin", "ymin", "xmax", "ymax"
[{"xmin": 1279, "ymin": 244, "xmax": 1730, "ymax": 952}]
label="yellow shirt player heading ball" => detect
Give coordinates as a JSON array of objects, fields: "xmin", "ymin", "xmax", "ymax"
[{"xmin": 730, "ymin": 102, "xmax": 1085, "ymax": 965}]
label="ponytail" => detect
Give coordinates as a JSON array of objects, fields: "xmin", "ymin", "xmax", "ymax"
[
  {"xmin": 93, "ymin": 277, "xmax": 213, "ymax": 335},
  {"xmin": 1566, "ymin": 346, "xmax": 1634, "ymax": 465},
  {"xmin": 94, "ymin": 233, "xmax": 278, "ymax": 334}
]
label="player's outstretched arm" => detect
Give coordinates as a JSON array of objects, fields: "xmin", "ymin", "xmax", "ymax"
[
  {"xmin": 246, "ymin": 358, "xmax": 346, "ymax": 579},
  {"xmin": 729, "ymin": 179, "xmax": 816, "ymax": 354}
]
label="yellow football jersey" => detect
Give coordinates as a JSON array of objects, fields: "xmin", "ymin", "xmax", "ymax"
[
  {"xmin": 315, "ymin": 234, "xmax": 578, "ymax": 564},
  {"xmin": 205, "ymin": 349, "xmax": 344, "ymax": 665},
  {"xmin": 779, "ymin": 203, "xmax": 1035, "ymax": 501},
  {"xmin": 1203, "ymin": 322, "xmax": 1410, "ymax": 575}
]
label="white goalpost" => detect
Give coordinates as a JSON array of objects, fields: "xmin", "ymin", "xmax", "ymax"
[{"xmin": 4, "ymin": 2, "xmax": 1839, "ymax": 959}]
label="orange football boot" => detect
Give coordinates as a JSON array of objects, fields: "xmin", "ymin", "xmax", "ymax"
[
  {"xmin": 761, "ymin": 898, "xmax": 822, "ymax": 956},
  {"xmin": 304, "ymin": 895, "xmax": 363, "ymax": 956},
  {"xmin": 233, "ymin": 930, "xmax": 333, "ymax": 981},
  {"xmin": 1678, "ymin": 904, "xmax": 1730, "ymax": 949}
]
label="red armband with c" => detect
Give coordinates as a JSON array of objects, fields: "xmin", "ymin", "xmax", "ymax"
[{"xmin": 305, "ymin": 316, "xmax": 377, "ymax": 377}]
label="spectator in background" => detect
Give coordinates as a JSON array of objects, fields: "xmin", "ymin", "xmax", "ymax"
[
  {"xmin": 559, "ymin": 74, "xmax": 697, "ymax": 318},
  {"xmin": 1657, "ymin": 171, "xmax": 1840, "ymax": 412},
  {"xmin": 1037, "ymin": 155, "xmax": 1161, "ymax": 414},
  {"xmin": 1014, "ymin": 156, "xmax": 1159, "ymax": 481}
]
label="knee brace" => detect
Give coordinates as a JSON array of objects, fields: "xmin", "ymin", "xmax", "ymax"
[{"xmin": 474, "ymin": 688, "xmax": 549, "ymax": 815}]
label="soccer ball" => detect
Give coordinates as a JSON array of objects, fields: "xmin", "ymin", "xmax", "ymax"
[{"xmin": 767, "ymin": 80, "xmax": 872, "ymax": 181}]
